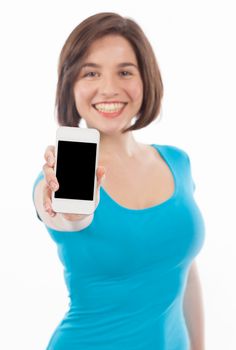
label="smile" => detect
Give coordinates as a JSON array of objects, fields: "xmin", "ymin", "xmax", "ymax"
[{"xmin": 93, "ymin": 102, "xmax": 127, "ymax": 113}]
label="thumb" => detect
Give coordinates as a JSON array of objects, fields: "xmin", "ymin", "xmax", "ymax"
[{"xmin": 97, "ymin": 166, "xmax": 106, "ymax": 187}]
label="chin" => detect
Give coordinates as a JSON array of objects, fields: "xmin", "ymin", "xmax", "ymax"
[
  {"xmin": 86, "ymin": 117, "xmax": 132, "ymax": 135},
  {"xmin": 99, "ymin": 126, "xmax": 125, "ymax": 136}
]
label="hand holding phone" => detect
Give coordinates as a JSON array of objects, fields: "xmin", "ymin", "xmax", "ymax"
[
  {"xmin": 51, "ymin": 127, "xmax": 101, "ymax": 215},
  {"xmin": 42, "ymin": 130, "xmax": 105, "ymax": 221}
]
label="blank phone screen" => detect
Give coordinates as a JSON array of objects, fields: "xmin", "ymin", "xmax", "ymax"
[{"xmin": 55, "ymin": 140, "xmax": 97, "ymax": 200}]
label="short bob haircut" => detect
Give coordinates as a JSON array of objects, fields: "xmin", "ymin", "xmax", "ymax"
[{"xmin": 55, "ymin": 12, "xmax": 163, "ymax": 133}]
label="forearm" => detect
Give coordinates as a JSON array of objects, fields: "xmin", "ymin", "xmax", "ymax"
[{"xmin": 183, "ymin": 261, "xmax": 206, "ymax": 350}]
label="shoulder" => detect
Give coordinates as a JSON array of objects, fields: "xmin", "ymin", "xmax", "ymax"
[
  {"xmin": 153, "ymin": 144, "xmax": 196, "ymax": 191},
  {"xmin": 152, "ymin": 144, "xmax": 191, "ymax": 162}
]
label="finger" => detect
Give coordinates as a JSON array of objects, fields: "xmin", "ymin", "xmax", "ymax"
[
  {"xmin": 43, "ymin": 184, "xmax": 56, "ymax": 217},
  {"xmin": 44, "ymin": 145, "xmax": 55, "ymax": 166},
  {"xmin": 97, "ymin": 174, "xmax": 106, "ymax": 188},
  {"xmin": 97, "ymin": 165, "xmax": 106, "ymax": 178},
  {"xmin": 96, "ymin": 166, "xmax": 106, "ymax": 187},
  {"xmin": 42, "ymin": 163, "xmax": 59, "ymax": 191}
]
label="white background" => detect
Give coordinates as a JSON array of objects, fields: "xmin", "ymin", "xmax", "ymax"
[{"xmin": 0, "ymin": 1, "xmax": 235, "ymax": 349}]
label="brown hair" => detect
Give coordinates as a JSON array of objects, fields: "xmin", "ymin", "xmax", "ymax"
[{"xmin": 55, "ymin": 12, "xmax": 163, "ymax": 133}]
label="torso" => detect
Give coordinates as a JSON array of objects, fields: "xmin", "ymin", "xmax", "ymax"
[{"xmin": 99, "ymin": 143, "xmax": 175, "ymax": 210}]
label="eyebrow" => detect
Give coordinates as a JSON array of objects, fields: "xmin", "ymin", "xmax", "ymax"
[{"xmin": 80, "ymin": 62, "xmax": 138, "ymax": 69}]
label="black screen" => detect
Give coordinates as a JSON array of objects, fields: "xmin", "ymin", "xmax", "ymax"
[{"xmin": 55, "ymin": 140, "xmax": 97, "ymax": 200}]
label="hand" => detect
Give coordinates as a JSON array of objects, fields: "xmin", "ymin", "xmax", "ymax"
[{"xmin": 42, "ymin": 145, "xmax": 106, "ymax": 221}]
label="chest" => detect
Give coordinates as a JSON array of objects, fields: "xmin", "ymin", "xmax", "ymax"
[{"xmin": 100, "ymin": 153, "xmax": 175, "ymax": 210}]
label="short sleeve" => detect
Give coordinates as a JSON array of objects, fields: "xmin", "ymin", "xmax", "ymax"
[{"xmin": 32, "ymin": 170, "xmax": 44, "ymax": 222}]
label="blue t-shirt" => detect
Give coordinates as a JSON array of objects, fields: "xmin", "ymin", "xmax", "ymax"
[{"xmin": 32, "ymin": 144, "xmax": 205, "ymax": 350}]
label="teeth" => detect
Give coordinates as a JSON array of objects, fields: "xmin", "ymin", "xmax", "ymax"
[{"xmin": 94, "ymin": 103, "xmax": 125, "ymax": 113}]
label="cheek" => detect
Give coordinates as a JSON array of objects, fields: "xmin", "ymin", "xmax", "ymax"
[
  {"xmin": 74, "ymin": 82, "xmax": 95, "ymax": 103},
  {"xmin": 127, "ymin": 80, "xmax": 143, "ymax": 102},
  {"xmin": 73, "ymin": 83, "xmax": 96, "ymax": 120}
]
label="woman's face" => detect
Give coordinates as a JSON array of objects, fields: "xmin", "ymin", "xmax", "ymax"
[{"xmin": 73, "ymin": 35, "xmax": 143, "ymax": 134}]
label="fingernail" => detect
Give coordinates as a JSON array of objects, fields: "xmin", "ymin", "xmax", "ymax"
[{"xmin": 50, "ymin": 181, "xmax": 58, "ymax": 190}]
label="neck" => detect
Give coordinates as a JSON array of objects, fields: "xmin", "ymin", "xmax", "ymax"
[{"xmin": 99, "ymin": 131, "xmax": 141, "ymax": 162}]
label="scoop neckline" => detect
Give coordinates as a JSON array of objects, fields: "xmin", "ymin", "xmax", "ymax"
[{"xmin": 100, "ymin": 144, "xmax": 178, "ymax": 213}]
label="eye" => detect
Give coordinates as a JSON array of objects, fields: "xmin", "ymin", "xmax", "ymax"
[
  {"xmin": 83, "ymin": 71, "xmax": 99, "ymax": 78},
  {"xmin": 119, "ymin": 71, "xmax": 132, "ymax": 77}
]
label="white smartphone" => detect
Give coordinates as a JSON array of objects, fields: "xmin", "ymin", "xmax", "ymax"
[{"xmin": 51, "ymin": 126, "xmax": 100, "ymax": 215}]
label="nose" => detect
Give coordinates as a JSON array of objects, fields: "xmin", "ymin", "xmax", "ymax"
[{"xmin": 99, "ymin": 74, "xmax": 119, "ymax": 98}]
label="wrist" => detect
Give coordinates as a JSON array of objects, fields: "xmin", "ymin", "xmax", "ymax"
[{"xmin": 60, "ymin": 213, "xmax": 94, "ymax": 231}]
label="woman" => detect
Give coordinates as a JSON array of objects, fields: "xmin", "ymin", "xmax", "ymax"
[{"xmin": 33, "ymin": 12, "xmax": 205, "ymax": 350}]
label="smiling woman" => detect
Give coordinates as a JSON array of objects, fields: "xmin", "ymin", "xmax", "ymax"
[
  {"xmin": 33, "ymin": 12, "xmax": 205, "ymax": 350},
  {"xmin": 55, "ymin": 12, "xmax": 163, "ymax": 133},
  {"xmin": 73, "ymin": 35, "xmax": 143, "ymax": 129}
]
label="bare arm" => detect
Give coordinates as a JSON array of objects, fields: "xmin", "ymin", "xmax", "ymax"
[{"xmin": 183, "ymin": 260, "xmax": 206, "ymax": 350}]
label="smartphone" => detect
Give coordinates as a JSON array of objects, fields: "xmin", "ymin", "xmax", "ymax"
[{"xmin": 51, "ymin": 126, "xmax": 100, "ymax": 215}]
